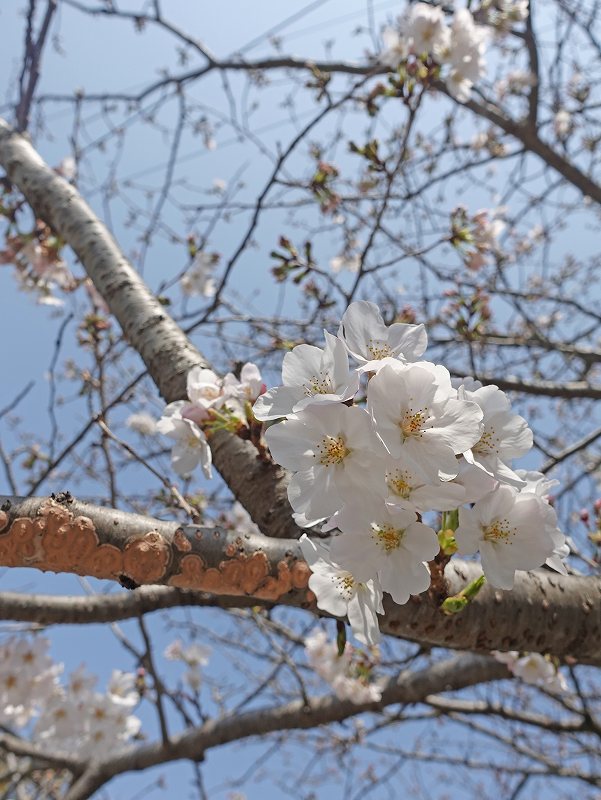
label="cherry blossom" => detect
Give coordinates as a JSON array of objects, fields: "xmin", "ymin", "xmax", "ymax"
[
  {"xmin": 455, "ymin": 484, "xmax": 555, "ymax": 589},
  {"xmin": 338, "ymin": 300, "xmax": 427, "ymax": 371},
  {"xmin": 458, "ymin": 381, "xmax": 533, "ymax": 486},
  {"xmin": 381, "ymin": 451, "xmax": 466, "ymax": 512},
  {"xmin": 516, "ymin": 470, "xmax": 569, "ymax": 574},
  {"xmin": 300, "ymin": 535, "xmax": 383, "ymax": 645},
  {"xmin": 305, "ymin": 630, "xmax": 382, "ymax": 703},
  {"xmin": 400, "ymin": 2, "xmax": 450, "ymax": 59},
  {"xmin": 181, "ymin": 251, "xmax": 217, "ymax": 297},
  {"xmin": 253, "ymin": 331, "xmax": 358, "ymax": 421},
  {"xmin": 367, "ymin": 362, "xmax": 483, "ymax": 480},
  {"xmin": 265, "ymin": 404, "xmax": 384, "ymax": 522},
  {"xmin": 331, "ymin": 500, "xmax": 439, "ymax": 605},
  {"xmin": 156, "ymin": 406, "xmax": 212, "ymax": 479}
]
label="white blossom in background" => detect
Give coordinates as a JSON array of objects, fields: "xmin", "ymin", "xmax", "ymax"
[
  {"xmin": 554, "ymin": 109, "xmax": 572, "ymax": 138},
  {"xmin": 496, "ymin": 69, "xmax": 536, "ymax": 99},
  {"xmin": 305, "ymin": 630, "xmax": 383, "ymax": 703},
  {"xmin": 446, "ymin": 9, "xmax": 488, "ymax": 102},
  {"xmin": 212, "ymin": 177, "xmax": 227, "ymax": 193},
  {"xmin": 400, "ymin": 2, "xmax": 450, "ymax": 58},
  {"xmin": 338, "ymin": 300, "xmax": 427, "ymax": 371},
  {"xmin": 0, "ymin": 637, "xmax": 60, "ymax": 727},
  {"xmin": 254, "ymin": 331, "xmax": 359, "ymax": 421},
  {"xmin": 223, "ymin": 362, "xmax": 265, "ymax": 406},
  {"xmin": 108, "ymin": 670, "xmax": 139, "ymax": 708},
  {"xmin": 329, "ymin": 252, "xmax": 361, "ymax": 273},
  {"xmin": 126, "ymin": 412, "xmax": 157, "ymax": 436},
  {"xmin": 379, "ymin": 26, "xmax": 408, "ymax": 67},
  {"xmin": 0, "ymin": 640, "xmax": 143, "ymax": 759},
  {"xmin": 493, "ymin": 650, "xmax": 567, "ymax": 693},
  {"xmin": 300, "ymin": 535, "xmax": 383, "ymax": 645},
  {"xmin": 164, "ymin": 639, "xmax": 211, "ymax": 692},
  {"xmin": 181, "ymin": 251, "xmax": 218, "ymax": 297},
  {"xmin": 455, "ymin": 484, "xmax": 555, "ymax": 589},
  {"xmin": 55, "ymin": 155, "xmax": 77, "ymax": 181}
]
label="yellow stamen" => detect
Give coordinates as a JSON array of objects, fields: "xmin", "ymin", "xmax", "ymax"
[
  {"xmin": 367, "ymin": 339, "xmax": 392, "ymax": 360},
  {"xmin": 483, "ymin": 519, "xmax": 515, "ymax": 544},
  {"xmin": 371, "ymin": 523, "xmax": 403, "ymax": 552},
  {"xmin": 316, "ymin": 435, "xmax": 350, "ymax": 466}
]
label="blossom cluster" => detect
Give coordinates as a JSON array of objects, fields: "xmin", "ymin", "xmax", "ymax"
[
  {"xmin": 380, "ymin": 1, "xmax": 528, "ymax": 103},
  {"xmin": 380, "ymin": 2, "xmax": 490, "ymax": 102},
  {"xmin": 305, "ymin": 630, "xmax": 383, "ymax": 703},
  {"xmin": 255, "ymin": 300, "xmax": 567, "ymax": 645},
  {"xmin": 0, "ymin": 636, "xmax": 141, "ymax": 759},
  {"xmin": 493, "ymin": 650, "xmax": 568, "ymax": 693},
  {"xmin": 158, "ymin": 363, "xmax": 264, "ymax": 478}
]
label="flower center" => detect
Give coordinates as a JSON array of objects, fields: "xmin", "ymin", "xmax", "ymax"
[
  {"xmin": 473, "ymin": 428, "xmax": 500, "ymax": 455},
  {"xmin": 399, "ymin": 409, "xmax": 427, "ymax": 439},
  {"xmin": 371, "ymin": 522, "xmax": 403, "ymax": 552},
  {"xmin": 333, "ymin": 572, "xmax": 356, "ymax": 599},
  {"xmin": 366, "ymin": 339, "xmax": 392, "ymax": 360},
  {"xmin": 304, "ymin": 371, "xmax": 333, "ymax": 397},
  {"xmin": 316, "ymin": 435, "xmax": 350, "ymax": 466},
  {"xmin": 386, "ymin": 469, "xmax": 413, "ymax": 499},
  {"xmin": 483, "ymin": 519, "xmax": 516, "ymax": 544}
]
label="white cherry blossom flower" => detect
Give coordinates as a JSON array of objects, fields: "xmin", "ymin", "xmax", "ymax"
[
  {"xmin": 382, "ymin": 451, "xmax": 466, "ymax": 512},
  {"xmin": 338, "ymin": 300, "xmax": 427, "ymax": 372},
  {"xmin": 512, "ymin": 653, "xmax": 567, "ymax": 692},
  {"xmin": 455, "ymin": 484, "xmax": 555, "ymax": 589},
  {"xmin": 265, "ymin": 404, "xmax": 384, "ymax": 522},
  {"xmin": 459, "ymin": 382, "xmax": 533, "ymax": 486},
  {"xmin": 450, "ymin": 459, "xmax": 498, "ymax": 505},
  {"xmin": 181, "ymin": 251, "xmax": 217, "ymax": 297},
  {"xmin": 156, "ymin": 406, "xmax": 212, "ymax": 479},
  {"xmin": 253, "ymin": 332, "xmax": 358, "ymax": 421},
  {"xmin": 223, "ymin": 362, "xmax": 264, "ymax": 405},
  {"xmin": 305, "ymin": 630, "xmax": 382, "ymax": 703},
  {"xmin": 108, "ymin": 670, "xmax": 138, "ymax": 708},
  {"xmin": 367, "ymin": 362, "xmax": 483, "ymax": 481},
  {"xmin": 300, "ymin": 535, "xmax": 383, "ymax": 645},
  {"xmin": 401, "ymin": 2, "xmax": 450, "ymax": 58},
  {"xmin": 516, "ymin": 470, "xmax": 569, "ymax": 574},
  {"xmin": 331, "ymin": 500, "xmax": 439, "ymax": 605},
  {"xmin": 445, "ymin": 9, "xmax": 487, "ymax": 102},
  {"xmin": 126, "ymin": 412, "xmax": 157, "ymax": 436},
  {"xmin": 379, "ymin": 26, "xmax": 408, "ymax": 67}
]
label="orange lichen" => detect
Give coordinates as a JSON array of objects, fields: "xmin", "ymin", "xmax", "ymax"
[
  {"xmin": 122, "ymin": 531, "xmax": 170, "ymax": 584},
  {"xmin": 169, "ymin": 554, "xmax": 207, "ymax": 589},
  {"xmin": 173, "ymin": 528, "xmax": 192, "ymax": 552},
  {"xmin": 0, "ymin": 499, "xmax": 170, "ymax": 583},
  {"xmin": 169, "ymin": 547, "xmax": 309, "ymax": 600}
]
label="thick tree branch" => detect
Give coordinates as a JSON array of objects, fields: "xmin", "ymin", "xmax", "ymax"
[{"xmin": 0, "ymin": 496, "xmax": 600, "ymax": 665}]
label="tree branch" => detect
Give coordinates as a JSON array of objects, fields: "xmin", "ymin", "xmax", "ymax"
[{"xmin": 0, "ymin": 496, "xmax": 599, "ymax": 665}]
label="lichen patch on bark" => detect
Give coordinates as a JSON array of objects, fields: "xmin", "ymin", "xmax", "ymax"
[
  {"xmin": 0, "ymin": 499, "xmax": 169, "ymax": 583},
  {"xmin": 169, "ymin": 548, "xmax": 310, "ymax": 600}
]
